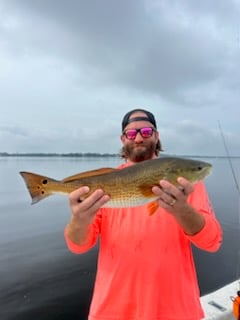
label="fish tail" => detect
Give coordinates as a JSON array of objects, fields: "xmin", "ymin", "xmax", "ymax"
[{"xmin": 19, "ymin": 171, "xmax": 58, "ymax": 204}]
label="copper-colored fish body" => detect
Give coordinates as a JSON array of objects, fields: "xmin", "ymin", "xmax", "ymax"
[{"xmin": 20, "ymin": 157, "xmax": 212, "ymax": 211}]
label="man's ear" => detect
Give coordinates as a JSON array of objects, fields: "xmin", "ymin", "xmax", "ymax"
[{"xmin": 155, "ymin": 130, "xmax": 159, "ymax": 140}]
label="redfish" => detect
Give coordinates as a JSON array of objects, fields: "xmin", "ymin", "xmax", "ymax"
[{"xmin": 20, "ymin": 157, "xmax": 212, "ymax": 215}]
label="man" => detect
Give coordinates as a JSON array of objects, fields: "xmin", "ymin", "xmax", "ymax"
[{"xmin": 65, "ymin": 108, "xmax": 222, "ymax": 320}]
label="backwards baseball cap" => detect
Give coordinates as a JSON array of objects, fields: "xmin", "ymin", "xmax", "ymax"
[{"xmin": 121, "ymin": 108, "xmax": 157, "ymax": 132}]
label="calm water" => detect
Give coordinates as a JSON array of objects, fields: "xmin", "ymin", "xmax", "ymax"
[{"xmin": 0, "ymin": 156, "xmax": 240, "ymax": 320}]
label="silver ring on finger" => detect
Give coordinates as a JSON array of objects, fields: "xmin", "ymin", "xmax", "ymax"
[{"xmin": 169, "ymin": 199, "xmax": 176, "ymax": 206}]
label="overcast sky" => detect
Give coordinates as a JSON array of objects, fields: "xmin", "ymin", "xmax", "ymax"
[{"xmin": 0, "ymin": 0, "xmax": 239, "ymax": 156}]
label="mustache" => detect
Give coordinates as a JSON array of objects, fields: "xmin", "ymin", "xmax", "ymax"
[{"xmin": 132, "ymin": 142, "xmax": 149, "ymax": 147}]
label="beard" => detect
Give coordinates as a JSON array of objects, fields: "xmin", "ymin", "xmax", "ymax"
[{"xmin": 122, "ymin": 141, "xmax": 156, "ymax": 162}]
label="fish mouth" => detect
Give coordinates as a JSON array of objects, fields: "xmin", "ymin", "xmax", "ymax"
[{"xmin": 202, "ymin": 165, "xmax": 212, "ymax": 178}]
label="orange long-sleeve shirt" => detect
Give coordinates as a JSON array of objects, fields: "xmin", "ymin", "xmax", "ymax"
[{"xmin": 65, "ymin": 165, "xmax": 222, "ymax": 320}]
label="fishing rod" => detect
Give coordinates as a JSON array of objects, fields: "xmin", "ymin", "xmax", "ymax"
[
  {"xmin": 218, "ymin": 121, "xmax": 240, "ymax": 319},
  {"xmin": 218, "ymin": 121, "xmax": 240, "ymax": 281},
  {"xmin": 218, "ymin": 121, "xmax": 240, "ymax": 196}
]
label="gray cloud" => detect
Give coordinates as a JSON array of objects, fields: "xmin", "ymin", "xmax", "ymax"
[
  {"xmin": 2, "ymin": 0, "xmax": 238, "ymax": 99},
  {"xmin": 0, "ymin": 125, "xmax": 29, "ymax": 137},
  {"xmin": 0, "ymin": 0, "xmax": 239, "ymax": 155},
  {"xmin": 160, "ymin": 120, "xmax": 240, "ymax": 157}
]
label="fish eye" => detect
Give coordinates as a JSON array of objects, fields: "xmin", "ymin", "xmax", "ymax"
[
  {"xmin": 42, "ymin": 179, "xmax": 48, "ymax": 184},
  {"xmin": 192, "ymin": 166, "xmax": 203, "ymax": 171}
]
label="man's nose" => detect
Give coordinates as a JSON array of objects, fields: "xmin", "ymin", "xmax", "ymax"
[{"xmin": 134, "ymin": 132, "xmax": 144, "ymax": 142}]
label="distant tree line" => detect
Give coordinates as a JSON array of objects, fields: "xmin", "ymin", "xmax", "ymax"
[
  {"xmin": 1, "ymin": 152, "xmax": 239, "ymax": 158},
  {"xmin": 0, "ymin": 152, "xmax": 119, "ymax": 157},
  {"xmin": 0, "ymin": 152, "xmax": 240, "ymax": 158}
]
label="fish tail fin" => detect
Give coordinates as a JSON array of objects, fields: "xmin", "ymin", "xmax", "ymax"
[{"xmin": 19, "ymin": 171, "xmax": 58, "ymax": 204}]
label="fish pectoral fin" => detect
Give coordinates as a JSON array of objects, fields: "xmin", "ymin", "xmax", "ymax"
[
  {"xmin": 147, "ymin": 201, "xmax": 159, "ymax": 216},
  {"xmin": 138, "ymin": 185, "xmax": 159, "ymax": 215},
  {"xmin": 62, "ymin": 167, "xmax": 118, "ymax": 182},
  {"xmin": 138, "ymin": 184, "xmax": 155, "ymax": 198}
]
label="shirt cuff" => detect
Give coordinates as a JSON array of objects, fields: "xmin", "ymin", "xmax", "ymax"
[{"xmin": 186, "ymin": 213, "xmax": 222, "ymax": 252}]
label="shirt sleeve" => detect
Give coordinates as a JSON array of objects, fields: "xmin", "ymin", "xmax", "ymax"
[
  {"xmin": 64, "ymin": 210, "xmax": 102, "ymax": 254},
  {"xmin": 185, "ymin": 181, "xmax": 222, "ymax": 252}
]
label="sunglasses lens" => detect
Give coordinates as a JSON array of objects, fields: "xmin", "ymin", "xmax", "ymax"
[
  {"xmin": 124, "ymin": 127, "xmax": 154, "ymax": 140},
  {"xmin": 125, "ymin": 130, "xmax": 137, "ymax": 140},
  {"xmin": 140, "ymin": 127, "xmax": 153, "ymax": 138}
]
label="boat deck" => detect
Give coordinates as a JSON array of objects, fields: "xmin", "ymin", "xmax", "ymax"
[{"xmin": 201, "ymin": 280, "xmax": 239, "ymax": 319}]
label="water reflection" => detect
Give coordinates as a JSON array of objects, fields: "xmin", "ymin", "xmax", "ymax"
[{"xmin": 0, "ymin": 157, "xmax": 239, "ymax": 319}]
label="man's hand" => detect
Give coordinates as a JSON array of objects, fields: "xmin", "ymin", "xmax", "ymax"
[
  {"xmin": 69, "ymin": 186, "xmax": 110, "ymax": 226},
  {"xmin": 152, "ymin": 177, "xmax": 193, "ymax": 213},
  {"xmin": 66, "ymin": 187, "xmax": 110, "ymax": 244},
  {"xmin": 152, "ymin": 177, "xmax": 205, "ymax": 235}
]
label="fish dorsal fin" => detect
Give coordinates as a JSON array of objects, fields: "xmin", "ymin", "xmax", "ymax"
[{"xmin": 62, "ymin": 167, "xmax": 118, "ymax": 183}]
